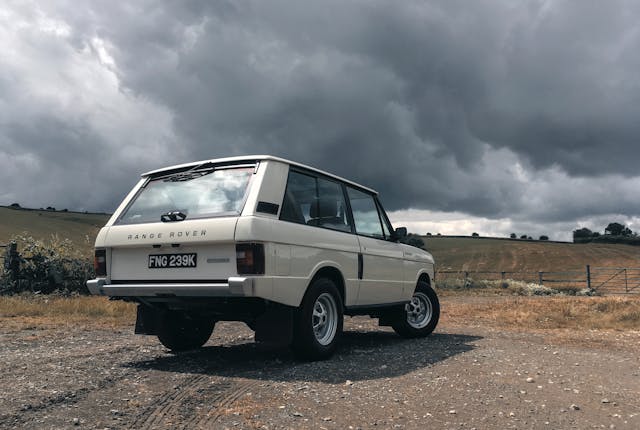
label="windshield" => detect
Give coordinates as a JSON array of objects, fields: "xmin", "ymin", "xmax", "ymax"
[{"xmin": 116, "ymin": 166, "xmax": 254, "ymax": 225}]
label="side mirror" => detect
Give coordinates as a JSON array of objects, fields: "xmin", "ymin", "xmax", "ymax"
[{"xmin": 394, "ymin": 227, "xmax": 407, "ymax": 241}]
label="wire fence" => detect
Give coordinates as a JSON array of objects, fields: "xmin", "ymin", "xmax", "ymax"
[
  {"xmin": 0, "ymin": 243, "xmax": 8, "ymax": 270},
  {"xmin": 437, "ymin": 266, "xmax": 640, "ymax": 295}
]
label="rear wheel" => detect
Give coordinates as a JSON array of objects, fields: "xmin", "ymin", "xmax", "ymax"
[
  {"xmin": 291, "ymin": 278, "xmax": 343, "ymax": 361},
  {"xmin": 157, "ymin": 312, "xmax": 215, "ymax": 352},
  {"xmin": 392, "ymin": 281, "xmax": 440, "ymax": 338}
]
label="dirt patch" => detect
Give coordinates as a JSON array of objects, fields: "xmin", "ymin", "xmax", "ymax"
[{"xmin": 1, "ymin": 296, "xmax": 639, "ymax": 429}]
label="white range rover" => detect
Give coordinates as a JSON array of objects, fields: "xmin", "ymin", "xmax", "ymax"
[{"xmin": 88, "ymin": 155, "xmax": 439, "ymax": 360}]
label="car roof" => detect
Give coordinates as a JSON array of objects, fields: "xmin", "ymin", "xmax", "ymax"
[{"xmin": 142, "ymin": 155, "xmax": 377, "ymax": 194}]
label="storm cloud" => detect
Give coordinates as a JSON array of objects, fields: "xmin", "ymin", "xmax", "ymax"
[{"xmin": 2, "ymin": 0, "xmax": 640, "ymax": 239}]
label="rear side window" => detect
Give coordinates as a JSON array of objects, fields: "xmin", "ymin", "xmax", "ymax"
[
  {"xmin": 347, "ymin": 187, "xmax": 385, "ymax": 239},
  {"xmin": 116, "ymin": 166, "xmax": 254, "ymax": 225},
  {"xmin": 280, "ymin": 170, "xmax": 352, "ymax": 233}
]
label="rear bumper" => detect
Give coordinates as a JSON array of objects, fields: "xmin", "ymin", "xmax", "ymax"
[{"xmin": 86, "ymin": 277, "xmax": 254, "ymax": 297}]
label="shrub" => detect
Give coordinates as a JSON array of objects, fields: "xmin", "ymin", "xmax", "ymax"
[
  {"xmin": 435, "ymin": 277, "xmax": 599, "ymax": 297},
  {"xmin": 0, "ymin": 234, "xmax": 93, "ymax": 295},
  {"xmin": 399, "ymin": 233, "xmax": 426, "ymax": 250}
]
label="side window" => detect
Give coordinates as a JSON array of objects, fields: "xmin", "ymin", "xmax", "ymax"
[
  {"xmin": 314, "ymin": 178, "xmax": 351, "ymax": 232},
  {"xmin": 280, "ymin": 171, "xmax": 316, "ymax": 225},
  {"xmin": 280, "ymin": 170, "xmax": 353, "ymax": 233},
  {"xmin": 347, "ymin": 188, "xmax": 384, "ymax": 239}
]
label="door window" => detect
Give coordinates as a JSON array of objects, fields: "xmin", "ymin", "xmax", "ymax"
[
  {"xmin": 347, "ymin": 188, "xmax": 385, "ymax": 239},
  {"xmin": 280, "ymin": 170, "xmax": 352, "ymax": 233},
  {"xmin": 376, "ymin": 200, "xmax": 394, "ymax": 239}
]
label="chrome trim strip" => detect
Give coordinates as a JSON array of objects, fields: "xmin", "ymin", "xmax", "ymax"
[{"xmin": 86, "ymin": 278, "xmax": 253, "ymax": 297}]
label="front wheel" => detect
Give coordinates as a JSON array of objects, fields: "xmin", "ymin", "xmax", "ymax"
[
  {"xmin": 291, "ymin": 278, "xmax": 343, "ymax": 361},
  {"xmin": 392, "ymin": 281, "xmax": 440, "ymax": 338},
  {"xmin": 157, "ymin": 312, "xmax": 215, "ymax": 352}
]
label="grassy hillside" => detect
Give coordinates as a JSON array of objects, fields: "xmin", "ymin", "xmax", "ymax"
[
  {"xmin": 2, "ymin": 208, "xmax": 639, "ymax": 273},
  {"xmin": 426, "ymin": 236, "xmax": 640, "ymax": 272},
  {"xmin": 0, "ymin": 207, "xmax": 110, "ymax": 254}
]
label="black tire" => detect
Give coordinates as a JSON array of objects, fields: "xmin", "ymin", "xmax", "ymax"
[
  {"xmin": 157, "ymin": 312, "xmax": 215, "ymax": 352},
  {"xmin": 291, "ymin": 278, "xmax": 343, "ymax": 361},
  {"xmin": 392, "ymin": 281, "xmax": 440, "ymax": 338}
]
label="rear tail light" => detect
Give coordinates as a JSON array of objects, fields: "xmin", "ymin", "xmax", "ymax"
[
  {"xmin": 236, "ymin": 243, "xmax": 265, "ymax": 275},
  {"xmin": 94, "ymin": 249, "xmax": 107, "ymax": 277}
]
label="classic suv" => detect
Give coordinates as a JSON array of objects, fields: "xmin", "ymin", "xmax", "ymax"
[{"xmin": 88, "ymin": 155, "xmax": 439, "ymax": 360}]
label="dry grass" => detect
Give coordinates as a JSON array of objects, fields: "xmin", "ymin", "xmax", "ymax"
[
  {"xmin": 2, "ymin": 293, "xmax": 639, "ymax": 335},
  {"xmin": 444, "ymin": 295, "xmax": 640, "ymax": 330},
  {"xmin": 0, "ymin": 295, "xmax": 136, "ymax": 330}
]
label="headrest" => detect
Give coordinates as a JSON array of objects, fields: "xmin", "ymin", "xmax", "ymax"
[{"xmin": 310, "ymin": 198, "xmax": 337, "ymax": 218}]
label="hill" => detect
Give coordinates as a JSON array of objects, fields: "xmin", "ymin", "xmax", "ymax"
[
  {"xmin": 0, "ymin": 207, "xmax": 110, "ymax": 254},
  {"xmin": 2, "ymin": 209, "xmax": 640, "ymax": 273},
  {"xmin": 425, "ymin": 236, "xmax": 640, "ymax": 272}
]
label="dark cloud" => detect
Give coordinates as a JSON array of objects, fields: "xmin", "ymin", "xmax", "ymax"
[{"xmin": 2, "ymin": 0, "xmax": 640, "ymax": 235}]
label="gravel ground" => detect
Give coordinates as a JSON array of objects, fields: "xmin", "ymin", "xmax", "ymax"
[{"xmin": 1, "ymin": 296, "xmax": 639, "ymax": 429}]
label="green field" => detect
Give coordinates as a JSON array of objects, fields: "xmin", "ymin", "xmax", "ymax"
[
  {"xmin": 426, "ymin": 235, "xmax": 640, "ymax": 273},
  {"xmin": 0, "ymin": 207, "xmax": 110, "ymax": 255}
]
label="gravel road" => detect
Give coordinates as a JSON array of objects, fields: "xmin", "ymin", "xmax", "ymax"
[{"xmin": 1, "ymin": 296, "xmax": 639, "ymax": 429}]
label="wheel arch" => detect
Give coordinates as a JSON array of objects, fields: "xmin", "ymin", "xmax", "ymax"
[
  {"xmin": 416, "ymin": 272, "xmax": 431, "ymax": 286},
  {"xmin": 310, "ymin": 265, "xmax": 346, "ymax": 307}
]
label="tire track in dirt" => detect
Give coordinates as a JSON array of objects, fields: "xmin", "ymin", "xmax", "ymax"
[
  {"xmin": 0, "ymin": 344, "xmax": 141, "ymax": 369},
  {"xmin": 190, "ymin": 379, "xmax": 257, "ymax": 428},
  {"xmin": 131, "ymin": 375, "xmax": 258, "ymax": 429},
  {"xmin": 0, "ymin": 374, "xmax": 125, "ymax": 428}
]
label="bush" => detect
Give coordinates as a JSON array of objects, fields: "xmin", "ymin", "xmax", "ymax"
[
  {"xmin": 435, "ymin": 277, "xmax": 599, "ymax": 297},
  {"xmin": 1, "ymin": 234, "xmax": 93, "ymax": 295},
  {"xmin": 399, "ymin": 233, "xmax": 426, "ymax": 250},
  {"xmin": 574, "ymin": 235, "xmax": 640, "ymax": 246}
]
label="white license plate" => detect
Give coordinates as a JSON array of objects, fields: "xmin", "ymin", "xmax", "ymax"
[{"xmin": 148, "ymin": 253, "xmax": 197, "ymax": 269}]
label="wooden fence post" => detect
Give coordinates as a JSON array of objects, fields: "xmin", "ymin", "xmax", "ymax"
[
  {"xmin": 538, "ymin": 271, "xmax": 543, "ymax": 285},
  {"xmin": 6, "ymin": 242, "xmax": 20, "ymax": 281},
  {"xmin": 586, "ymin": 265, "xmax": 591, "ymax": 291}
]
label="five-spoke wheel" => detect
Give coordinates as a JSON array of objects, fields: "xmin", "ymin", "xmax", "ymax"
[
  {"xmin": 392, "ymin": 281, "xmax": 440, "ymax": 338},
  {"xmin": 292, "ymin": 278, "xmax": 343, "ymax": 361}
]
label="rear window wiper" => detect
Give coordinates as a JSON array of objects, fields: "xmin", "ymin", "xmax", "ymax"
[
  {"xmin": 160, "ymin": 211, "xmax": 187, "ymax": 222},
  {"xmin": 163, "ymin": 170, "xmax": 214, "ymax": 182}
]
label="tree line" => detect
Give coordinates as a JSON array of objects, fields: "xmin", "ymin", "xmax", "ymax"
[{"xmin": 573, "ymin": 222, "xmax": 640, "ymax": 245}]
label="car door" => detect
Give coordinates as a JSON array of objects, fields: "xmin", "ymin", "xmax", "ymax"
[
  {"xmin": 347, "ymin": 187, "xmax": 405, "ymax": 305},
  {"xmin": 274, "ymin": 169, "xmax": 361, "ymax": 307}
]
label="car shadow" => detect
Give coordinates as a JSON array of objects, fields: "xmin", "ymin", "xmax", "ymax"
[{"xmin": 124, "ymin": 330, "xmax": 483, "ymax": 384}]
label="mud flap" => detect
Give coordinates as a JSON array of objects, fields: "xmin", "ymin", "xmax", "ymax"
[
  {"xmin": 254, "ymin": 305, "xmax": 294, "ymax": 346},
  {"xmin": 135, "ymin": 304, "xmax": 161, "ymax": 335},
  {"xmin": 378, "ymin": 304, "xmax": 406, "ymax": 327}
]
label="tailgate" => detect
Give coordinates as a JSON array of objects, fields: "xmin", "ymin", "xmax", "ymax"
[{"xmin": 104, "ymin": 218, "xmax": 239, "ymax": 282}]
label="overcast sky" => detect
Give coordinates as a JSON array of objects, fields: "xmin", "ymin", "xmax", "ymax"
[{"xmin": 2, "ymin": 0, "xmax": 640, "ymax": 241}]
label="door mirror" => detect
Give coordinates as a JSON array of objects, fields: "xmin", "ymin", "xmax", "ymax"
[{"xmin": 394, "ymin": 227, "xmax": 407, "ymax": 240}]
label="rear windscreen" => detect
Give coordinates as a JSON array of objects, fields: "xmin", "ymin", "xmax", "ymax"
[{"xmin": 116, "ymin": 166, "xmax": 254, "ymax": 225}]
